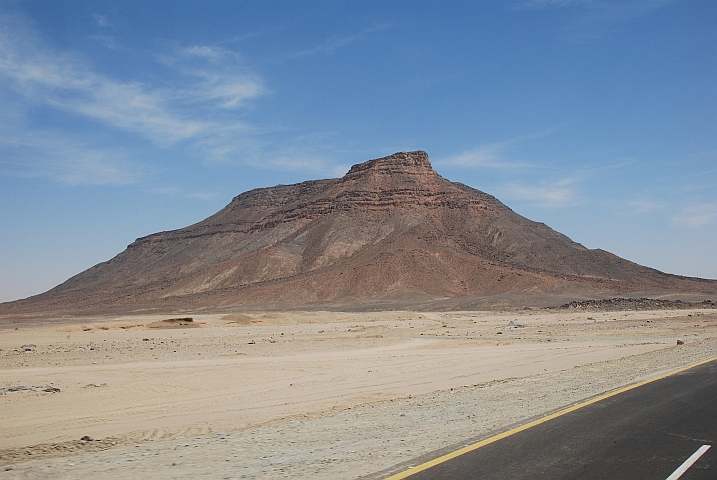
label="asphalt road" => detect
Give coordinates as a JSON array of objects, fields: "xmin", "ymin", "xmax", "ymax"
[{"xmin": 398, "ymin": 359, "xmax": 717, "ymax": 480}]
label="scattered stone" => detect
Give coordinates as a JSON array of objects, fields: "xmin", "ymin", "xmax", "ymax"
[
  {"xmin": 80, "ymin": 436, "xmax": 93, "ymax": 442},
  {"xmin": 507, "ymin": 321, "xmax": 523, "ymax": 327},
  {"xmin": 676, "ymin": 339, "xmax": 685, "ymax": 345},
  {"xmin": 21, "ymin": 344, "xmax": 36, "ymax": 351},
  {"xmin": 2, "ymin": 386, "xmax": 30, "ymax": 394},
  {"xmin": 0, "ymin": 385, "xmax": 60, "ymax": 395},
  {"xmin": 148, "ymin": 318, "xmax": 198, "ymax": 329},
  {"xmin": 556, "ymin": 298, "xmax": 717, "ymax": 312}
]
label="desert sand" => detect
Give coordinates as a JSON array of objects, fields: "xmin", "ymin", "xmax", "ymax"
[{"xmin": 1, "ymin": 308, "xmax": 716, "ymax": 478}]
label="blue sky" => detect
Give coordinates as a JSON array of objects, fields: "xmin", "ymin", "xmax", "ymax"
[{"xmin": 1, "ymin": 0, "xmax": 716, "ymax": 302}]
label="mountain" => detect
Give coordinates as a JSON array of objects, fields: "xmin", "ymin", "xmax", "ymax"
[{"xmin": 3, "ymin": 151, "xmax": 715, "ymax": 314}]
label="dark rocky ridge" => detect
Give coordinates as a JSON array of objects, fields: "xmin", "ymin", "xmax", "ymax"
[
  {"xmin": 2, "ymin": 151, "xmax": 716, "ymax": 315},
  {"xmin": 556, "ymin": 298, "xmax": 717, "ymax": 311}
]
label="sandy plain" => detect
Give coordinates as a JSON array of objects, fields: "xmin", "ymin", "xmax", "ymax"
[{"xmin": 1, "ymin": 308, "xmax": 716, "ymax": 478}]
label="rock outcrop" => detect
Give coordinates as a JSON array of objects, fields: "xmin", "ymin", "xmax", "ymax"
[{"xmin": 3, "ymin": 151, "xmax": 716, "ymax": 314}]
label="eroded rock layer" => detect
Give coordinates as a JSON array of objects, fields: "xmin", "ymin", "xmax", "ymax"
[{"xmin": 3, "ymin": 151, "xmax": 716, "ymax": 314}]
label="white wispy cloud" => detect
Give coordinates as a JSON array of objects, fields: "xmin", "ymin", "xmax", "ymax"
[
  {"xmin": 185, "ymin": 70, "xmax": 265, "ymax": 108},
  {"xmin": 182, "ymin": 45, "xmax": 232, "ymax": 61},
  {"xmin": 515, "ymin": 0, "xmax": 591, "ymax": 9},
  {"xmin": 293, "ymin": 35, "xmax": 362, "ymax": 58},
  {"xmin": 0, "ymin": 14, "xmax": 395, "ymax": 183},
  {"xmin": 501, "ymin": 178, "xmax": 579, "ymax": 207},
  {"xmin": 1, "ymin": 130, "xmax": 143, "ymax": 185},
  {"xmin": 89, "ymin": 34, "xmax": 118, "ymax": 50},
  {"xmin": 0, "ymin": 18, "xmax": 262, "ymax": 144},
  {"xmin": 92, "ymin": 14, "xmax": 111, "ymax": 28},
  {"xmin": 629, "ymin": 199, "xmax": 663, "ymax": 214},
  {"xmin": 439, "ymin": 143, "xmax": 527, "ymax": 169},
  {"xmin": 674, "ymin": 203, "xmax": 717, "ymax": 228},
  {"xmin": 0, "ymin": 13, "xmax": 273, "ymax": 182},
  {"xmin": 515, "ymin": 0, "xmax": 674, "ymax": 14},
  {"xmin": 290, "ymin": 23, "xmax": 393, "ymax": 58},
  {"xmin": 247, "ymin": 154, "xmax": 339, "ymax": 174},
  {"xmin": 147, "ymin": 186, "xmax": 222, "ymax": 202},
  {"xmin": 514, "ymin": 0, "xmax": 678, "ymax": 42},
  {"xmin": 188, "ymin": 191, "xmax": 221, "ymax": 201},
  {"xmin": 437, "ymin": 129, "xmax": 555, "ymax": 168}
]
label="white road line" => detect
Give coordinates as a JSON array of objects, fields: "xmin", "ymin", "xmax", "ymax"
[{"xmin": 666, "ymin": 444, "xmax": 711, "ymax": 480}]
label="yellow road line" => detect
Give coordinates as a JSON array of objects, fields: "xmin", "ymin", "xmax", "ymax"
[{"xmin": 385, "ymin": 356, "xmax": 717, "ymax": 480}]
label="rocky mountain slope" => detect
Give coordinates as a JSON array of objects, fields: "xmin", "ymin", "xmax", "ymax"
[{"xmin": 3, "ymin": 151, "xmax": 716, "ymax": 314}]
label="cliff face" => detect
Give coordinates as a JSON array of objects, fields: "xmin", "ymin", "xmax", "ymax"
[{"xmin": 4, "ymin": 151, "xmax": 716, "ymax": 314}]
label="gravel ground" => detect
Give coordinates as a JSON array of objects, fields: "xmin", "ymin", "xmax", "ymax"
[{"xmin": 2, "ymin": 336, "xmax": 715, "ymax": 480}]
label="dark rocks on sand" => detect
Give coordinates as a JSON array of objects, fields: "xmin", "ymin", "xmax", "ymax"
[{"xmin": 558, "ymin": 298, "xmax": 717, "ymax": 312}]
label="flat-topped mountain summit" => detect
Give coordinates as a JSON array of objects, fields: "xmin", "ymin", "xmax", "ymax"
[{"xmin": 3, "ymin": 151, "xmax": 716, "ymax": 314}]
